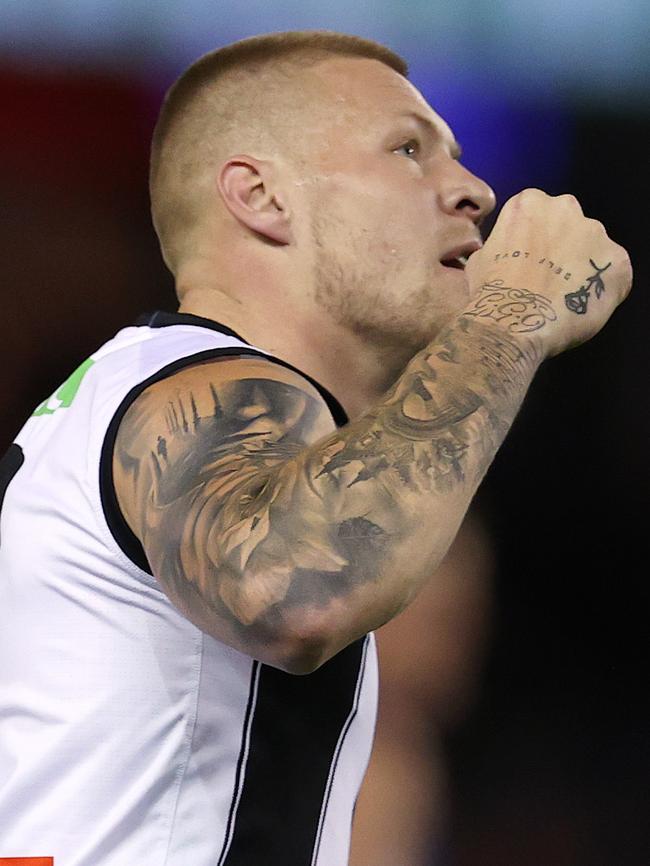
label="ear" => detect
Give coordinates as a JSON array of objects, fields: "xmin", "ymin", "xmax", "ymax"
[{"xmin": 217, "ymin": 155, "xmax": 292, "ymax": 245}]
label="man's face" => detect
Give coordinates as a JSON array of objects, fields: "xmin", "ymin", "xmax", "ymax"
[{"xmin": 291, "ymin": 56, "xmax": 496, "ymax": 354}]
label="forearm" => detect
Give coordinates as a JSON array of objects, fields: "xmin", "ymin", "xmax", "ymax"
[
  {"xmin": 121, "ymin": 188, "xmax": 630, "ymax": 672},
  {"xmin": 207, "ymin": 310, "xmax": 541, "ymax": 666}
]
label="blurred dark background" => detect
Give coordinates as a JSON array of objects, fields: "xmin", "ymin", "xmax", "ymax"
[{"xmin": 1, "ymin": 3, "xmax": 648, "ymax": 864}]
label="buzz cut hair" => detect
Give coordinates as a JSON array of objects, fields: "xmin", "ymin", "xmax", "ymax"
[{"xmin": 149, "ymin": 30, "xmax": 408, "ymax": 272}]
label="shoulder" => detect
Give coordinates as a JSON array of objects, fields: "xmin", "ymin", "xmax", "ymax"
[
  {"xmin": 112, "ymin": 352, "xmax": 337, "ymax": 553},
  {"xmin": 120, "ymin": 353, "xmax": 329, "ymax": 427},
  {"xmin": 108, "ymin": 351, "xmax": 341, "ymax": 665}
]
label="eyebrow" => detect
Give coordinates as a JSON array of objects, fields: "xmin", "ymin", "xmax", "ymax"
[{"xmin": 398, "ymin": 111, "xmax": 463, "ymax": 160}]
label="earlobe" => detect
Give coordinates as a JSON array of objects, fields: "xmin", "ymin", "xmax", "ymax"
[{"xmin": 218, "ymin": 156, "xmax": 292, "ymax": 245}]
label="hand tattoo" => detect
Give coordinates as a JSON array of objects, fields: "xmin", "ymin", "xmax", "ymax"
[
  {"xmin": 463, "ymin": 280, "xmax": 557, "ymax": 334},
  {"xmin": 493, "ymin": 252, "xmax": 573, "ymax": 281},
  {"xmin": 564, "ymin": 259, "xmax": 612, "ymax": 315}
]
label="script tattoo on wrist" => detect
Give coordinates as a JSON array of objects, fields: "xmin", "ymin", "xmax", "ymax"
[
  {"xmin": 493, "ymin": 251, "xmax": 573, "ymax": 281},
  {"xmin": 463, "ymin": 280, "xmax": 557, "ymax": 333},
  {"xmin": 564, "ymin": 259, "xmax": 612, "ymax": 315}
]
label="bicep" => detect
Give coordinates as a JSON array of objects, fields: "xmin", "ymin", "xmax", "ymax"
[{"xmin": 112, "ymin": 355, "xmax": 337, "ymax": 653}]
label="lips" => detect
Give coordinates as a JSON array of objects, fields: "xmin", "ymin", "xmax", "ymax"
[{"xmin": 440, "ymin": 239, "xmax": 483, "ymax": 271}]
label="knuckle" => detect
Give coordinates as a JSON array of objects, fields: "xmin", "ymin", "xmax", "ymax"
[
  {"xmin": 511, "ymin": 187, "xmax": 544, "ymax": 203},
  {"xmin": 620, "ymin": 250, "xmax": 633, "ymax": 278},
  {"xmin": 556, "ymin": 193, "xmax": 583, "ymax": 210},
  {"xmin": 612, "ymin": 239, "xmax": 630, "ymax": 259},
  {"xmin": 521, "ymin": 187, "xmax": 546, "ymax": 201}
]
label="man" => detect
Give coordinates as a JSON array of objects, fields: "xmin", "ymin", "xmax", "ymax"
[{"xmin": 0, "ymin": 30, "xmax": 631, "ymax": 866}]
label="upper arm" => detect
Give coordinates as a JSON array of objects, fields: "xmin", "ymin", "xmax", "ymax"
[{"xmin": 112, "ymin": 354, "xmax": 337, "ymax": 663}]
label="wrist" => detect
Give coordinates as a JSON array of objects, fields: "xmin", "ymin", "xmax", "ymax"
[{"xmin": 462, "ymin": 278, "xmax": 557, "ymax": 361}]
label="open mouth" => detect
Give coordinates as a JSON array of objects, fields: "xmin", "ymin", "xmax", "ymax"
[
  {"xmin": 440, "ymin": 256, "xmax": 469, "ymax": 270},
  {"xmin": 440, "ymin": 240, "xmax": 482, "ymax": 271}
]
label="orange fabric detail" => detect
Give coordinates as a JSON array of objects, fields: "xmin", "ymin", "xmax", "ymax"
[{"xmin": 0, "ymin": 859, "xmax": 54, "ymax": 865}]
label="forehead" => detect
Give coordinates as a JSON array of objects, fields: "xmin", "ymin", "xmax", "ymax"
[{"xmin": 310, "ymin": 55, "xmax": 456, "ymax": 144}]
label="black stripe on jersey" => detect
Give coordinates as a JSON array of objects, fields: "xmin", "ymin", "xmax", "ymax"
[
  {"xmin": 131, "ymin": 312, "xmax": 349, "ymax": 426},
  {"xmin": 99, "ymin": 331, "xmax": 348, "ymax": 574},
  {"xmin": 311, "ymin": 635, "xmax": 369, "ymax": 864},
  {"xmin": 218, "ymin": 661, "xmax": 261, "ymax": 865},
  {"xmin": 220, "ymin": 635, "xmax": 368, "ymax": 866},
  {"xmin": 0, "ymin": 443, "xmax": 25, "ymax": 548},
  {"xmin": 134, "ymin": 310, "xmax": 250, "ymax": 344}
]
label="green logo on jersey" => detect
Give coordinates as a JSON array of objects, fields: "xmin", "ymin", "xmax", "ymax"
[{"xmin": 32, "ymin": 357, "xmax": 95, "ymax": 416}]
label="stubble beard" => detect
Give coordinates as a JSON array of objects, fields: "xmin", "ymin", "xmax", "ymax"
[{"xmin": 310, "ymin": 215, "xmax": 452, "ymax": 360}]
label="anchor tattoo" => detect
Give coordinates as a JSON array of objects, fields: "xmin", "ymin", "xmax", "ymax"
[{"xmin": 564, "ymin": 259, "xmax": 612, "ymax": 315}]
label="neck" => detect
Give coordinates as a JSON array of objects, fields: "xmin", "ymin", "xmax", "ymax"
[{"xmin": 176, "ymin": 282, "xmax": 414, "ymax": 421}]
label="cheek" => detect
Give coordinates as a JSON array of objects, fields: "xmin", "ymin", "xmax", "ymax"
[
  {"xmin": 312, "ymin": 172, "xmax": 436, "ymax": 265},
  {"xmin": 369, "ymin": 206, "xmax": 437, "ymax": 272},
  {"xmin": 365, "ymin": 180, "xmax": 438, "ymax": 257}
]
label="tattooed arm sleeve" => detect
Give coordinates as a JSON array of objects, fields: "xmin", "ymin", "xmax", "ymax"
[{"xmin": 113, "ymin": 313, "xmax": 542, "ymax": 673}]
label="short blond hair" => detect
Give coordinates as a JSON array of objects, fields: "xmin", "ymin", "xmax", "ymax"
[{"xmin": 149, "ymin": 30, "xmax": 408, "ymax": 271}]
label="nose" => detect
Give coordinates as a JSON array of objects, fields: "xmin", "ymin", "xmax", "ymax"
[{"xmin": 438, "ymin": 163, "xmax": 496, "ymax": 227}]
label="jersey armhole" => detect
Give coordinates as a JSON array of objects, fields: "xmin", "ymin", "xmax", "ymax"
[{"xmin": 99, "ymin": 346, "xmax": 348, "ymax": 575}]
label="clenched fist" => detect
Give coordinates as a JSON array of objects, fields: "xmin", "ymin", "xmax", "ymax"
[{"xmin": 463, "ymin": 189, "xmax": 633, "ymax": 357}]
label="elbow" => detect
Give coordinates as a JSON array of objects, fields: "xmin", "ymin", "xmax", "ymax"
[
  {"xmin": 263, "ymin": 612, "xmax": 340, "ymax": 676},
  {"xmin": 277, "ymin": 648, "xmax": 328, "ymax": 676},
  {"xmin": 230, "ymin": 579, "xmax": 353, "ymax": 675}
]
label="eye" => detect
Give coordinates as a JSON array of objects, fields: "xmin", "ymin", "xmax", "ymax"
[{"xmin": 394, "ymin": 139, "xmax": 420, "ymax": 159}]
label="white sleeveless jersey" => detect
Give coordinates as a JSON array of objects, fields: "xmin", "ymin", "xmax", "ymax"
[{"xmin": 0, "ymin": 311, "xmax": 378, "ymax": 866}]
